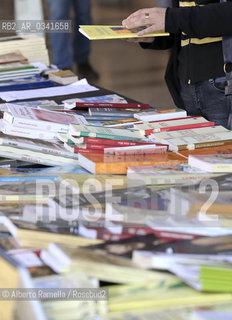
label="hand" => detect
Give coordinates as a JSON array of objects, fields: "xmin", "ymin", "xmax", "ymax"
[{"xmin": 122, "ymin": 7, "xmax": 166, "ymax": 36}]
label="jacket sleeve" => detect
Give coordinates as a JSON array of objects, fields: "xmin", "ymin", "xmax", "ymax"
[
  {"xmin": 140, "ymin": 35, "xmax": 174, "ymax": 51},
  {"xmin": 165, "ymin": 1, "xmax": 232, "ymax": 38}
]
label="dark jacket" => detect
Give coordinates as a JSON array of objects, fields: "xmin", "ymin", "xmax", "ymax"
[{"xmin": 142, "ymin": 0, "xmax": 232, "ymax": 109}]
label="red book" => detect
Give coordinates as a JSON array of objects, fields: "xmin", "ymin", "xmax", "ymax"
[
  {"xmin": 143, "ymin": 121, "xmax": 215, "ymax": 135},
  {"xmin": 134, "ymin": 116, "xmax": 201, "ymax": 126},
  {"xmin": 69, "ymin": 136, "xmax": 158, "ymax": 146},
  {"xmin": 74, "ymin": 102, "xmax": 150, "ymax": 109}
]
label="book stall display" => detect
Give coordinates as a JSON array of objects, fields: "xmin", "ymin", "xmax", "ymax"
[{"xmin": 0, "ymin": 34, "xmax": 231, "ymax": 320}]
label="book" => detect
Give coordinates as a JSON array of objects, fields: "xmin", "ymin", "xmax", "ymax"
[
  {"xmin": 48, "ymin": 70, "xmax": 78, "ymax": 85},
  {"xmin": 69, "ymin": 124, "xmax": 145, "ymax": 140},
  {"xmin": 134, "ymin": 108, "xmax": 187, "ymax": 121},
  {"xmin": 169, "ymin": 264, "xmax": 232, "ymax": 292},
  {"xmin": 4, "ymin": 104, "xmax": 87, "ymax": 133},
  {"xmin": 63, "ymin": 94, "xmax": 128, "ymax": 108},
  {"xmin": 188, "ymin": 154, "xmax": 232, "ymax": 173},
  {"xmin": 104, "ymin": 144, "xmax": 167, "ymax": 155},
  {"xmin": 70, "ymin": 102, "xmax": 150, "ymax": 109},
  {"xmin": 89, "ymin": 107, "xmax": 143, "ymax": 118},
  {"xmin": 0, "ymin": 35, "xmax": 50, "ymax": 65},
  {"xmin": 151, "ymin": 125, "xmax": 228, "ymax": 143},
  {"xmin": 0, "ymin": 144, "xmax": 79, "ymax": 166},
  {"xmin": 0, "ymin": 133, "xmax": 79, "ymax": 159},
  {"xmin": 164, "ymin": 130, "xmax": 232, "ymax": 151},
  {"xmin": 67, "ymin": 136, "xmax": 155, "ymax": 147},
  {"xmin": 0, "ymin": 75, "xmax": 55, "ymax": 92},
  {"xmin": 79, "ymin": 25, "xmax": 169, "ymax": 40},
  {"xmin": 0, "ymin": 50, "xmax": 28, "ymax": 64},
  {"xmin": 135, "ymin": 117, "xmax": 214, "ymax": 135},
  {"xmin": 0, "ymin": 248, "xmax": 46, "ymax": 320},
  {"xmin": 127, "ymin": 163, "xmax": 221, "ymax": 185},
  {"xmin": 0, "ymin": 119, "xmax": 58, "ymax": 140},
  {"xmin": 78, "ymin": 152, "xmax": 187, "ymax": 174}
]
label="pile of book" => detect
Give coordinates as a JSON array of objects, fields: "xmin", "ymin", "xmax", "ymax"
[
  {"xmin": 0, "ymin": 35, "xmax": 49, "ymax": 65},
  {"xmin": 0, "ymin": 49, "xmax": 231, "ymax": 320}
]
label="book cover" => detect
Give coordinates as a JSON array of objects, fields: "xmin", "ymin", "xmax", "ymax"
[
  {"xmin": 78, "ymin": 152, "xmax": 187, "ymax": 174},
  {"xmin": 127, "ymin": 163, "xmax": 220, "ymax": 185},
  {"xmin": 134, "ymin": 108, "xmax": 187, "ymax": 121},
  {"xmin": 4, "ymin": 104, "xmax": 87, "ymax": 133},
  {"xmin": 79, "ymin": 25, "xmax": 169, "ymax": 40},
  {"xmin": 188, "ymin": 154, "xmax": 232, "ymax": 172},
  {"xmin": 0, "ymin": 119, "xmax": 58, "ymax": 140}
]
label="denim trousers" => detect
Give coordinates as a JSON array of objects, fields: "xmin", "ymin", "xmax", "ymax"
[
  {"xmin": 46, "ymin": 0, "xmax": 91, "ymax": 69},
  {"xmin": 180, "ymin": 76, "xmax": 232, "ymax": 129}
]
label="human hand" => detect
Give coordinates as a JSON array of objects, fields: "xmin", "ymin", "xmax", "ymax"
[{"xmin": 122, "ymin": 7, "xmax": 166, "ymax": 36}]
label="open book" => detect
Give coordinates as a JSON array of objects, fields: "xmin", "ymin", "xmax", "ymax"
[{"xmin": 79, "ymin": 25, "xmax": 169, "ymax": 40}]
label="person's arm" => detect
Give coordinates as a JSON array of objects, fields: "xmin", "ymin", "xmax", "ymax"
[
  {"xmin": 123, "ymin": 2, "xmax": 232, "ymax": 39},
  {"xmin": 166, "ymin": 2, "xmax": 232, "ymax": 37}
]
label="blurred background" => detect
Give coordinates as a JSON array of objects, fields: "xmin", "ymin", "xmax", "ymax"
[{"xmin": 2, "ymin": 0, "xmax": 173, "ymax": 107}]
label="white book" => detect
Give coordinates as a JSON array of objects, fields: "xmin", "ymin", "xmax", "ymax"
[
  {"xmin": 4, "ymin": 104, "xmax": 87, "ymax": 133},
  {"xmin": 0, "ymin": 133, "xmax": 78, "ymax": 159},
  {"xmin": 134, "ymin": 109, "xmax": 187, "ymax": 121},
  {"xmin": 165, "ymin": 131, "xmax": 232, "ymax": 151},
  {"xmin": 0, "ymin": 119, "xmax": 58, "ymax": 140},
  {"xmin": 69, "ymin": 123, "xmax": 145, "ymax": 139},
  {"xmin": 0, "ymin": 145, "xmax": 79, "ymax": 166},
  {"xmin": 151, "ymin": 126, "xmax": 228, "ymax": 143}
]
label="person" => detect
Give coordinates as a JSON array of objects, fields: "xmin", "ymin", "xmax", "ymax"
[
  {"xmin": 46, "ymin": 0, "xmax": 99, "ymax": 81},
  {"xmin": 122, "ymin": 1, "xmax": 232, "ymax": 129}
]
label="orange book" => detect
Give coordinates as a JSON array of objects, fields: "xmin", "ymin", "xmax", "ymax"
[
  {"xmin": 78, "ymin": 152, "xmax": 187, "ymax": 174},
  {"xmin": 178, "ymin": 144, "xmax": 232, "ymax": 157}
]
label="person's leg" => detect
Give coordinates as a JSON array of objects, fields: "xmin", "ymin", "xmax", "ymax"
[
  {"xmin": 46, "ymin": 0, "xmax": 72, "ymax": 69},
  {"xmin": 180, "ymin": 77, "xmax": 231, "ymax": 128},
  {"xmin": 73, "ymin": 0, "xmax": 99, "ymax": 81},
  {"xmin": 73, "ymin": 0, "xmax": 91, "ymax": 64}
]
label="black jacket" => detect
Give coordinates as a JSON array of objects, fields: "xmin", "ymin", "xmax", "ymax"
[{"xmin": 142, "ymin": 0, "xmax": 232, "ymax": 109}]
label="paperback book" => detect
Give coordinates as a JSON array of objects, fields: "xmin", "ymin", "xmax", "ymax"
[{"xmin": 79, "ymin": 25, "xmax": 169, "ymax": 40}]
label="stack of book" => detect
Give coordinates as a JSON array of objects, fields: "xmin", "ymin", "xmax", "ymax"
[
  {"xmin": 0, "ymin": 51, "xmax": 40, "ymax": 81},
  {"xmin": 0, "ymin": 35, "xmax": 49, "ymax": 65}
]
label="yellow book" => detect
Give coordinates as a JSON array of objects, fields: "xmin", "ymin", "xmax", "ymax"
[{"xmin": 79, "ymin": 25, "xmax": 169, "ymax": 40}]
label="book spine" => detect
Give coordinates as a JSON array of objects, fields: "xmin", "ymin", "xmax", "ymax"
[
  {"xmin": 104, "ymin": 145, "xmax": 167, "ymax": 155},
  {"xmin": 80, "ymin": 132, "xmax": 141, "ymax": 141},
  {"xmin": 78, "ymin": 137, "xmax": 152, "ymax": 146},
  {"xmin": 89, "ymin": 108, "xmax": 135, "ymax": 118},
  {"xmin": 178, "ymin": 139, "xmax": 232, "ymax": 151},
  {"xmin": 74, "ymin": 148, "xmax": 104, "ymax": 154},
  {"xmin": 70, "ymin": 124, "xmax": 144, "ymax": 138},
  {"xmin": 75, "ymin": 102, "xmax": 150, "ymax": 109}
]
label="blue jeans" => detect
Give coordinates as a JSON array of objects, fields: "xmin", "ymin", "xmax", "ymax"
[
  {"xmin": 180, "ymin": 77, "xmax": 232, "ymax": 129},
  {"xmin": 46, "ymin": 0, "xmax": 91, "ymax": 69}
]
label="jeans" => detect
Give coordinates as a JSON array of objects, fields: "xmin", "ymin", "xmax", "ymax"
[
  {"xmin": 46, "ymin": 0, "xmax": 91, "ymax": 69},
  {"xmin": 180, "ymin": 77, "xmax": 232, "ymax": 129}
]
